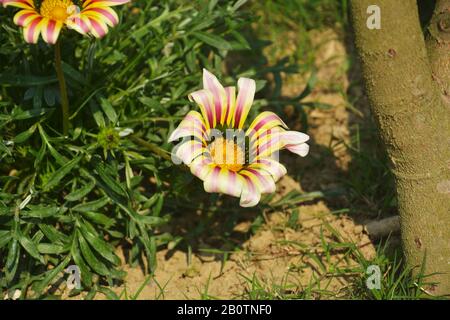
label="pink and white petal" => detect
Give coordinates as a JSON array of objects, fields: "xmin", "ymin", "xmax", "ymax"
[
  {"xmin": 3, "ymin": 0, "xmax": 34, "ymax": 9},
  {"xmin": 22, "ymin": 16, "xmax": 44, "ymax": 44},
  {"xmin": 204, "ymin": 166, "xmax": 243, "ymax": 198},
  {"xmin": 168, "ymin": 111, "xmax": 207, "ymax": 143},
  {"xmin": 286, "ymin": 143, "xmax": 310, "ymax": 157},
  {"xmin": 41, "ymin": 18, "xmax": 63, "ymax": 45},
  {"xmin": 278, "ymin": 130, "xmax": 310, "ymax": 146},
  {"xmin": 81, "ymin": 6, "xmax": 119, "ymax": 27},
  {"xmin": 239, "ymin": 175, "xmax": 261, "ymax": 207},
  {"xmin": 86, "ymin": 15, "xmax": 109, "ymax": 38},
  {"xmin": 232, "ymin": 77, "xmax": 256, "ymax": 129},
  {"xmin": 66, "ymin": 14, "xmax": 92, "ymax": 34},
  {"xmin": 13, "ymin": 9, "xmax": 40, "ymax": 27},
  {"xmin": 190, "ymin": 154, "xmax": 214, "ymax": 181},
  {"xmin": 253, "ymin": 129, "xmax": 310, "ymax": 159},
  {"xmin": 202, "ymin": 69, "xmax": 228, "ymax": 125},
  {"xmin": 249, "ymin": 127, "xmax": 283, "ymax": 159},
  {"xmin": 173, "ymin": 139, "xmax": 207, "ymax": 165},
  {"xmin": 224, "ymin": 86, "xmax": 236, "ymax": 127},
  {"xmin": 239, "ymin": 167, "xmax": 276, "ymax": 194},
  {"xmin": 83, "ymin": 0, "xmax": 130, "ymax": 8},
  {"xmin": 247, "ymin": 158, "xmax": 287, "ymax": 183},
  {"xmin": 188, "ymin": 89, "xmax": 216, "ymax": 130},
  {"xmin": 246, "ymin": 111, "xmax": 288, "ymax": 141}
]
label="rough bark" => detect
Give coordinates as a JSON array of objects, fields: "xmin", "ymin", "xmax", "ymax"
[
  {"xmin": 426, "ymin": 0, "xmax": 450, "ymax": 107},
  {"xmin": 350, "ymin": 0, "xmax": 450, "ymax": 295}
]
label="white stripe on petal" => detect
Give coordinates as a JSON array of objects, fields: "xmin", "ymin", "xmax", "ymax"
[
  {"xmin": 204, "ymin": 166, "xmax": 243, "ymax": 198},
  {"xmin": 286, "ymin": 143, "xmax": 310, "ymax": 157},
  {"xmin": 173, "ymin": 139, "xmax": 206, "ymax": 165},
  {"xmin": 203, "ymin": 69, "xmax": 227, "ymax": 125},
  {"xmin": 248, "ymin": 158, "xmax": 287, "ymax": 183},
  {"xmin": 190, "ymin": 153, "xmax": 214, "ymax": 181},
  {"xmin": 168, "ymin": 110, "xmax": 207, "ymax": 143},
  {"xmin": 239, "ymin": 175, "xmax": 261, "ymax": 207}
]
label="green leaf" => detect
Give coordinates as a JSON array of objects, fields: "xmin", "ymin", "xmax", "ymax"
[
  {"xmin": 100, "ymin": 98, "xmax": 118, "ymax": 124},
  {"xmin": 193, "ymin": 32, "xmax": 232, "ymax": 50},
  {"xmin": 0, "ymin": 230, "xmax": 12, "ymax": 249},
  {"xmin": 72, "ymin": 196, "xmax": 109, "ymax": 213},
  {"xmin": 65, "ymin": 180, "xmax": 96, "ymax": 202},
  {"xmin": 78, "ymin": 231, "xmax": 110, "ymax": 276},
  {"xmin": 79, "ymin": 222, "xmax": 120, "ymax": 265},
  {"xmin": 90, "ymin": 100, "xmax": 106, "ymax": 128},
  {"xmin": 18, "ymin": 230, "xmax": 45, "ymax": 264},
  {"xmin": 62, "ymin": 62, "xmax": 86, "ymax": 84},
  {"xmin": 93, "ymin": 159, "xmax": 128, "ymax": 199},
  {"xmin": 12, "ymin": 108, "xmax": 54, "ymax": 120},
  {"xmin": 34, "ymin": 141, "xmax": 47, "ymax": 168},
  {"xmin": 71, "ymin": 239, "xmax": 93, "ymax": 287},
  {"xmin": 0, "ymin": 140, "xmax": 12, "ymax": 156},
  {"xmin": 39, "ymin": 224, "xmax": 69, "ymax": 244},
  {"xmin": 80, "ymin": 211, "xmax": 115, "ymax": 228},
  {"xmin": 139, "ymin": 215, "xmax": 170, "ymax": 227},
  {"xmin": 14, "ymin": 124, "xmax": 37, "ymax": 144},
  {"xmin": 97, "ymin": 286, "xmax": 120, "ymax": 300},
  {"xmin": 5, "ymin": 238, "xmax": 20, "ymax": 282},
  {"xmin": 43, "ymin": 154, "xmax": 83, "ymax": 191},
  {"xmin": 0, "ymin": 74, "xmax": 57, "ymax": 86},
  {"xmin": 22, "ymin": 205, "xmax": 60, "ymax": 219},
  {"xmin": 33, "ymin": 255, "xmax": 71, "ymax": 297},
  {"xmin": 37, "ymin": 243, "xmax": 68, "ymax": 255}
]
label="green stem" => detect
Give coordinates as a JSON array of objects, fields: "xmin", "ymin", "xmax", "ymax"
[
  {"xmin": 55, "ymin": 40, "xmax": 70, "ymax": 136},
  {"xmin": 130, "ymin": 136, "xmax": 172, "ymax": 161}
]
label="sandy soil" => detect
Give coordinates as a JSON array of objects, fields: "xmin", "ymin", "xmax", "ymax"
[{"xmin": 106, "ymin": 175, "xmax": 375, "ymax": 300}]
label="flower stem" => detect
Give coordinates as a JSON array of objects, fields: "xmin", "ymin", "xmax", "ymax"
[
  {"xmin": 55, "ymin": 40, "xmax": 70, "ymax": 136},
  {"xmin": 129, "ymin": 136, "xmax": 172, "ymax": 161}
]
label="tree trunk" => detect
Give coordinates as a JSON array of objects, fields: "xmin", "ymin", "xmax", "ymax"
[
  {"xmin": 426, "ymin": 0, "xmax": 450, "ymax": 107},
  {"xmin": 350, "ymin": 0, "xmax": 450, "ymax": 295}
]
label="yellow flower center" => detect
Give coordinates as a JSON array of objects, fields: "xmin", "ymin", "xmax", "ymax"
[
  {"xmin": 209, "ymin": 137, "xmax": 245, "ymax": 172},
  {"xmin": 40, "ymin": 0, "xmax": 74, "ymax": 22}
]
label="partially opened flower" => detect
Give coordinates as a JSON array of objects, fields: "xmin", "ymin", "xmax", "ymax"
[
  {"xmin": 3, "ymin": 0, "xmax": 130, "ymax": 44},
  {"xmin": 169, "ymin": 69, "xmax": 310, "ymax": 207}
]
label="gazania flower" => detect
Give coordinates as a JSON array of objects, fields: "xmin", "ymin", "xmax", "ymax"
[
  {"xmin": 169, "ymin": 69, "xmax": 310, "ymax": 207},
  {"xmin": 3, "ymin": 0, "xmax": 130, "ymax": 44}
]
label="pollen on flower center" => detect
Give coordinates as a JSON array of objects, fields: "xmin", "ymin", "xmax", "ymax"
[
  {"xmin": 209, "ymin": 137, "xmax": 245, "ymax": 172},
  {"xmin": 40, "ymin": 0, "xmax": 74, "ymax": 21}
]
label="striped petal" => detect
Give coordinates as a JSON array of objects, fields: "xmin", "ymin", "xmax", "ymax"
[
  {"xmin": 239, "ymin": 175, "xmax": 261, "ymax": 207},
  {"xmin": 224, "ymin": 86, "xmax": 236, "ymax": 126},
  {"xmin": 188, "ymin": 89, "xmax": 216, "ymax": 130},
  {"xmin": 232, "ymin": 77, "xmax": 256, "ymax": 129},
  {"xmin": 203, "ymin": 69, "xmax": 227, "ymax": 125},
  {"xmin": 173, "ymin": 139, "xmax": 207, "ymax": 165},
  {"xmin": 246, "ymin": 111, "xmax": 288, "ymax": 142},
  {"xmin": 253, "ymin": 128, "xmax": 310, "ymax": 159},
  {"xmin": 66, "ymin": 14, "xmax": 92, "ymax": 34},
  {"xmin": 84, "ymin": 15, "xmax": 109, "ymax": 38},
  {"xmin": 247, "ymin": 158, "xmax": 287, "ymax": 183},
  {"xmin": 22, "ymin": 16, "xmax": 44, "ymax": 44},
  {"xmin": 80, "ymin": 6, "xmax": 119, "ymax": 27},
  {"xmin": 168, "ymin": 110, "xmax": 208, "ymax": 143},
  {"xmin": 204, "ymin": 166, "xmax": 243, "ymax": 198},
  {"xmin": 13, "ymin": 9, "xmax": 40, "ymax": 27},
  {"xmin": 190, "ymin": 153, "xmax": 214, "ymax": 181},
  {"xmin": 239, "ymin": 167, "xmax": 276, "ymax": 194},
  {"xmin": 41, "ymin": 18, "xmax": 63, "ymax": 44},
  {"xmin": 83, "ymin": 0, "xmax": 130, "ymax": 8},
  {"xmin": 3, "ymin": 0, "xmax": 34, "ymax": 9}
]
